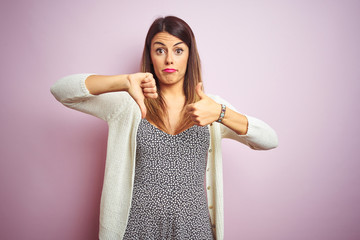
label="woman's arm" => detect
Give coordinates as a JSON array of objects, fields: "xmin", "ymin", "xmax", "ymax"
[
  {"xmin": 84, "ymin": 74, "xmax": 130, "ymax": 95},
  {"xmin": 220, "ymin": 107, "xmax": 248, "ymax": 135},
  {"xmin": 220, "ymin": 110, "xmax": 278, "ymax": 150},
  {"xmin": 185, "ymin": 83, "xmax": 278, "ymax": 150},
  {"xmin": 84, "ymin": 73, "xmax": 157, "ymax": 118},
  {"xmin": 50, "ymin": 73, "xmax": 157, "ymax": 120}
]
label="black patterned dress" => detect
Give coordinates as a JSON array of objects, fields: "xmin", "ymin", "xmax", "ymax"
[{"xmin": 123, "ymin": 118, "xmax": 214, "ymax": 240}]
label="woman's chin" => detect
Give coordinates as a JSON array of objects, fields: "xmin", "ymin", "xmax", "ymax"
[{"xmin": 158, "ymin": 77, "xmax": 183, "ymax": 86}]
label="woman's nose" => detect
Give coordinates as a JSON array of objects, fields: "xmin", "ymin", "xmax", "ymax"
[{"xmin": 165, "ymin": 53, "xmax": 174, "ymax": 65}]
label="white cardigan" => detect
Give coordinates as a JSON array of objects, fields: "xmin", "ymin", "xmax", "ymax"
[{"xmin": 50, "ymin": 73, "xmax": 278, "ymax": 240}]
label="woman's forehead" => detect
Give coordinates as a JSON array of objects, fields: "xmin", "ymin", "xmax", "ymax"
[{"xmin": 151, "ymin": 32, "xmax": 184, "ymax": 46}]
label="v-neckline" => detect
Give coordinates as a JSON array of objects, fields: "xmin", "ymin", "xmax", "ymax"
[{"xmin": 142, "ymin": 118, "xmax": 198, "ymax": 137}]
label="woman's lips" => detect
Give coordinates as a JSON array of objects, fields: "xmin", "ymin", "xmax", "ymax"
[{"xmin": 163, "ymin": 68, "xmax": 177, "ymax": 73}]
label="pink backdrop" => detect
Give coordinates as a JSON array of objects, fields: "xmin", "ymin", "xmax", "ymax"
[{"xmin": 1, "ymin": 0, "xmax": 360, "ymax": 239}]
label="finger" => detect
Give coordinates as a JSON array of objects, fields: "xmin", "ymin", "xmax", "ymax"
[
  {"xmin": 142, "ymin": 74, "xmax": 154, "ymax": 81},
  {"xmin": 191, "ymin": 116, "xmax": 200, "ymax": 125},
  {"xmin": 144, "ymin": 92, "xmax": 158, "ymax": 98},
  {"xmin": 145, "ymin": 72, "xmax": 153, "ymax": 78},
  {"xmin": 142, "ymin": 77, "xmax": 151, "ymax": 84},
  {"xmin": 135, "ymin": 98, "xmax": 147, "ymax": 119},
  {"xmin": 143, "ymin": 88, "xmax": 157, "ymax": 93},
  {"xmin": 141, "ymin": 81, "xmax": 156, "ymax": 88},
  {"xmin": 195, "ymin": 82, "xmax": 205, "ymax": 99},
  {"xmin": 144, "ymin": 74, "xmax": 155, "ymax": 83},
  {"xmin": 185, "ymin": 104, "xmax": 195, "ymax": 113}
]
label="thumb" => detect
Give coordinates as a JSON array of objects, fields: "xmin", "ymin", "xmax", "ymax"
[
  {"xmin": 195, "ymin": 82, "xmax": 205, "ymax": 99},
  {"xmin": 136, "ymin": 98, "xmax": 147, "ymax": 119}
]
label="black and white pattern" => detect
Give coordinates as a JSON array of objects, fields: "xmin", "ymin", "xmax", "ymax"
[{"xmin": 123, "ymin": 118, "xmax": 214, "ymax": 240}]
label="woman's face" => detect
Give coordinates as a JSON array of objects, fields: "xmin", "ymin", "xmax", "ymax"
[{"xmin": 150, "ymin": 32, "xmax": 189, "ymax": 88}]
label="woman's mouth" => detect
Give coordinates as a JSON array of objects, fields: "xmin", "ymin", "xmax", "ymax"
[{"xmin": 163, "ymin": 68, "xmax": 177, "ymax": 73}]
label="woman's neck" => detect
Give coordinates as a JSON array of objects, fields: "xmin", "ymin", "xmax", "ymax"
[
  {"xmin": 158, "ymin": 82, "xmax": 187, "ymax": 134},
  {"xmin": 160, "ymin": 81, "xmax": 185, "ymax": 102}
]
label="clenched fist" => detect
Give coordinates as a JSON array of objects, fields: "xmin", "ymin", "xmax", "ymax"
[
  {"xmin": 185, "ymin": 82, "xmax": 221, "ymax": 126},
  {"xmin": 127, "ymin": 73, "xmax": 158, "ymax": 118}
]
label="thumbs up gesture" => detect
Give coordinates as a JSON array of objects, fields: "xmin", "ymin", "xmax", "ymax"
[
  {"xmin": 127, "ymin": 73, "xmax": 158, "ymax": 118},
  {"xmin": 185, "ymin": 82, "xmax": 221, "ymax": 126}
]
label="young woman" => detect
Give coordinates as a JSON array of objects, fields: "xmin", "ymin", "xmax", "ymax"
[{"xmin": 51, "ymin": 16, "xmax": 278, "ymax": 240}]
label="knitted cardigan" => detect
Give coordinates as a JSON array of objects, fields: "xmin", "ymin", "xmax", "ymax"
[{"xmin": 50, "ymin": 73, "xmax": 278, "ymax": 240}]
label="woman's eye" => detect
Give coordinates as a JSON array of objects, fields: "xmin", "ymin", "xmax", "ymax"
[
  {"xmin": 175, "ymin": 48, "xmax": 183, "ymax": 55},
  {"xmin": 156, "ymin": 48, "xmax": 165, "ymax": 54}
]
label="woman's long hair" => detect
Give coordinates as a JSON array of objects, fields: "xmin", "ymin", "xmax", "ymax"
[{"xmin": 141, "ymin": 16, "xmax": 202, "ymax": 135}]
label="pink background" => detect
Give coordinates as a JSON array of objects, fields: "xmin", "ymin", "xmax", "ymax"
[{"xmin": 1, "ymin": 0, "xmax": 360, "ymax": 239}]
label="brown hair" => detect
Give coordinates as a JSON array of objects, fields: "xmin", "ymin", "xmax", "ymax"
[{"xmin": 141, "ymin": 16, "xmax": 202, "ymax": 134}]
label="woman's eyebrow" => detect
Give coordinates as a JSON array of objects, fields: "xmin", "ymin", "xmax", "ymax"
[
  {"xmin": 153, "ymin": 41, "xmax": 165, "ymax": 46},
  {"xmin": 173, "ymin": 42, "xmax": 184, "ymax": 46},
  {"xmin": 153, "ymin": 41, "xmax": 184, "ymax": 47}
]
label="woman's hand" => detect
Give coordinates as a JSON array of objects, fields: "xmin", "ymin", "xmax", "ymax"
[
  {"xmin": 127, "ymin": 73, "xmax": 158, "ymax": 118},
  {"xmin": 185, "ymin": 82, "xmax": 221, "ymax": 126}
]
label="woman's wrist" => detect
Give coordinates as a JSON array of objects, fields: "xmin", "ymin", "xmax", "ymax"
[
  {"xmin": 216, "ymin": 104, "xmax": 226, "ymax": 123},
  {"xmin": 221, "ymin": 108, "xmax": 249, "ymax": 135}
]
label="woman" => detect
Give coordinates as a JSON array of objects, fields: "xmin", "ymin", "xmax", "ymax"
[{"xmin": 51, "ymin": 16, "xmax": 278, "ymax": 240}]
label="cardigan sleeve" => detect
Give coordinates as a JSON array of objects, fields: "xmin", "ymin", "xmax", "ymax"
[
  {"xmin": 50, "ymin": 73, "xmax": 137, "ymax": 121},
  {"xmin": 209, "ymin": 94, "xmax": 278, "ymax": 150}
]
